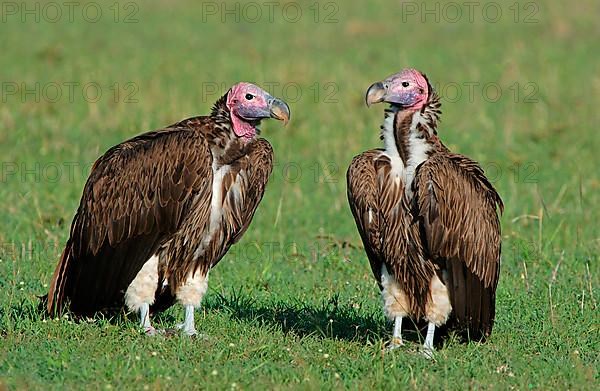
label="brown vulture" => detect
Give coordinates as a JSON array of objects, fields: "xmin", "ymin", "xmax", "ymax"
[
  {"xmin": 347, "ymin": 69, "xmax": 503, "ymax": 356},
  {"xmin": 47, "ymin": 82, "xmax": 290, "ymax": 335}
]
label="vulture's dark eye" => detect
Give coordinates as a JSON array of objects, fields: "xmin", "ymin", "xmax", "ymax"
[
  {"xmin": 245, "ymin": 94, "xmax": 254, "ymax": 100},
  {"xmin": 402, "ymin": 81, "xmax": 410, "ymax": 87}
]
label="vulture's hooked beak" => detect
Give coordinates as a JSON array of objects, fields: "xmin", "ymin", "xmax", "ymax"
[
  {"xmin": 365, "ymin": 82, "xmax": 386, "ymax": 107},
  {"xmin": 269, "ymin": 98, "xmax": 290, "ymax": 125}
]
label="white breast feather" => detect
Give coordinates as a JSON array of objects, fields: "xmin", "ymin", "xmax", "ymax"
[
  {"xmin": 404, "ymin": 111, "xmax": 431, "ymax": 198},
  {"xmin": 193, "ymin": 163, "xmax": 229, "ymax": 259},
  {"xmin": 382, "ymin": 113, "xmax": 404, "ymax": 185},
  {"xmin": 380, "ymin": 109, "xmax": 432, "ymax": 194},
  {"xmin": 405, "ymin": 112, "xmax": 431, "ymax": 196},
  {"xmin": 209, "ymin": 164, "xmax": 229, "ymax": 231}
]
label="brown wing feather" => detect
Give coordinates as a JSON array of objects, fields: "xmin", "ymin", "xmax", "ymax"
[
  {"xmin": 48, "ymin": 126, "xmax": 213, "ymax": 315},
  {"xmin": 376, "ymin": 157, "xmax": 436, "ymax": 318},
  {"xmin": 224, "ymin": 138, "xmax": 274, "ymax": 245},
  {"xmin": 347, "ymin": 150, "xmax": 384, "ymax": 283},
  {"xmin": 413, "ymin": 152, "xmax": 503, "ymax": 339},
  {"xmin": 166, "ymin": 138, "xmax": 274, "ymax": 284},
  {"xmin": 348, "ymin": 150, "xmax": 435, "ymax": 317},
  {"xmin": 214, "ymin": 139, "xmax": 274, "ymax": 266}
]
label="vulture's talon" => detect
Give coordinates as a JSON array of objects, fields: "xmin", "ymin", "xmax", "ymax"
[
  {"xmin": 386, "ymin": 337, "xmax": 404, "ymax": 351},
  {"xmin": 421, "ymin": 347, "xmax": 435, "ymax": 360},
  {"xmin": 144, "ymin": 326, "xmax": 164, "ymax": 336},
  {"xmin": 182, "ymin": 328, "xmax": 198, "ymax": 337}
]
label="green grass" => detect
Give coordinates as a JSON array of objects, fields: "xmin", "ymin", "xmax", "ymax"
[{"xmin": 1, "ymin": 0, "xmax": 598, "ymax": 389}]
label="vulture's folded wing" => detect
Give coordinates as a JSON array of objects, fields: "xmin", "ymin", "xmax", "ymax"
[{"xmin": 48, "ymin": 127, "xmax": 213, "ymax": 315}]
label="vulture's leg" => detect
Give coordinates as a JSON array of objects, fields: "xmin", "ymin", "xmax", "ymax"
[
  {"xmin": 381, "ymin": 265, "xmax": 408, "ymax": 350},
  {"xmin": 175, "ymin": 271, "xmax": 208, "ymax": 336},
  {"xmin": 178, "ymin": 305, "xmax": 196, "ymax": 336},
  {"xmin": 125, "ymin": 255, "xmax": 161, "ymax": 335},
  {"xmin": 390, "ymin": 316, "xmax": 404, "ymax": 348},
  {"xmin": 422, "ymin": 274, "xmax": 451, "ymax": 358},
  {"xmin": 423, "ymin": 322, "xmax": 436, "ymax": 359},
  {"xmin": 139, "ymin": 303, "xmax": 158, "ymax": 335}
]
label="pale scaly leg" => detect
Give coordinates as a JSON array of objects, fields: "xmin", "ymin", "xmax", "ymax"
[
  {"xmin": 176, "ymin": 305, "xmax": 197, "ymax": 336},
  {"xmin": 176, "ymin": 271, "xmax": 208, "ymax": 337},
  {"xmin": 388, "ymin": 316, "xmax": 404, "ymax": 350},
  {"xmin": 139, "ymin": 302, "xmax": 158, "ymax": 335},
  {"xmin": 423, "ymin": 321, "xmax": 436, "ymax": 359}
]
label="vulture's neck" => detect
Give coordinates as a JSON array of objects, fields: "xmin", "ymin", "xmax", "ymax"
[
  {"xmin": 208, "ymin": 93, "xmax": 250, "ymax": 165},
  {"xmin": 211, "ymin": 93, "xmax": 233, "ymax": 127},
  {"xmin": 381, "ymin": 93, "xmax": 442, "ymax": 189}
]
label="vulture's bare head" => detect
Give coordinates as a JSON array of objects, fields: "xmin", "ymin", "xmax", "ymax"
[
  {"xmin": 365, "ymin": 68, "xmax": 429, "ymax": 111},
  {"xmin": 226, "ymin": 82, "xmax": 290, "ymax": 142}
]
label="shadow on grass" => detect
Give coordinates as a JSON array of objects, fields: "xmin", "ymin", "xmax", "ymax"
[
  {"xmin": 202, "ymin": 289, "xmax": 428, "ymax": 344},
  {"xmin": 3, "ymin": 291, "xmax": 427, "ymax": 345}
]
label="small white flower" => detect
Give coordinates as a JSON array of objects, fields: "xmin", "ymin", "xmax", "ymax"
[
  {"xmin": 211, "ymin": 370, "xmax": 218, "ymax": 376},
  {"xmin": 151, "ymin": 351, "xmax": 157, "ymax": 357},
  {"xmin": 323, "ymin": 353, "xmax": 329, "ymax": 359}
]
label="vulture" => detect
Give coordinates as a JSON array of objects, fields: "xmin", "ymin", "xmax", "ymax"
[
  {"xmin": 47, "ymin": 82, "xmax": 290, "ymax": 336},
  {"xmin": 347, "ymin": 69, "xmax": 503, "ymax": 356}
]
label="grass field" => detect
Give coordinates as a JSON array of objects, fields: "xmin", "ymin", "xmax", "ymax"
[{"xmin": 1, "ymin": 0, "xmax": 598, "ymax": 389}]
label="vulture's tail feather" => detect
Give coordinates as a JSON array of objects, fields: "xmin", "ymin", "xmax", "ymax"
[
  {"xmin": 445, "ymin": 257, "xmax": 496, "ymax": 341},
  {"xmin": 47, "ymin": 241, "xmax": 73, "ymax": 315}
]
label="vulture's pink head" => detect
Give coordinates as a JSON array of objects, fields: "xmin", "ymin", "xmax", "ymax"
[
  {"xmin": 226, "ymin": 82, "xmax": 290, "ymax": 141},
  {"xmin": 365, "ymin": 68, "xmax": 429, "ymax": 111}
]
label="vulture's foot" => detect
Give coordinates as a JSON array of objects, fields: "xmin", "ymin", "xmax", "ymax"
[
  {"xmin": 421, "ymin": 346, "xmax": 435, "ymax": 360},
  {"xmin": 386, "ymin": 316, "xmax": 404, "ymax": 350},
  {"xmin": 175, "ymin": 304, "xmax": 199, "ymax": 337},
  {"xmin": 173, "ymin": 325, "xmax": 207, "ymax": 339},
  {"xmin": 139, "ymin": 303, "xmax": 163, "ymax": 336},
  {"xmin": 177, "ymin": 324, "xmax": 198, "ymax": 337},
  {"xmin": 144, "ymin": 326, "xmax": 165, "ymax": 336},
  {"xmin": 386, "ymin": 337, "xmax": 404, "ymax": 351}
]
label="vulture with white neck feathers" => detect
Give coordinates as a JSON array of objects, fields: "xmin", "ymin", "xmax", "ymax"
[
  {"xmin": 47, "ymin": 82, "xmax": 290, "ymax": 336},
  {"xmin": 347, "ymin": 69, "xmax": 503, "ymax": 356}
]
